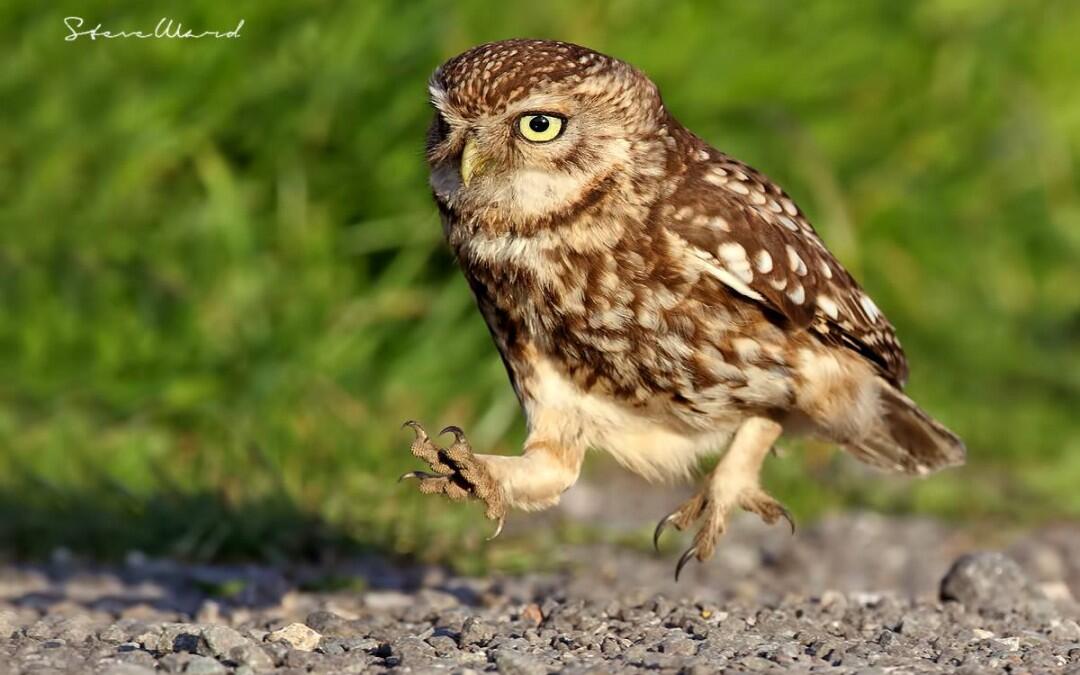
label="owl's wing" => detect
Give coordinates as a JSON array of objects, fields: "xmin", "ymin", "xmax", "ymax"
[{"xmin": 664, "ymin": 154, "xmax": 909, "ymax": 388}]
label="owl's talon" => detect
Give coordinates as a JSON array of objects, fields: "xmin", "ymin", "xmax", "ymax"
[
  {"xmin": 398, "ymin": 470, "xmax": 439, "ymax": 482},
  {"xmin": 653, "ymin": 511, "xmax": 679, "ymax": 552},
  {"xmin": 439, "ymin": 425, "xmax": 467, "ymax": 442},
  {"xmin": 486, "ymin": 515, "xmax": 506, "ymax": 541},
  {"xmin": 675, "ymin": 545, "xmax": 698, "ymax": 582},
  {"xmin": 400, "ymin": 420, "xmax": 507, "ymax": 531},
  {"xmin": 402, "ymin": 419, "xmax": 427, "ymax": 439},
  {"xmin": 779, "ymin": 505, "xmax": 796, "ymax": 535}
]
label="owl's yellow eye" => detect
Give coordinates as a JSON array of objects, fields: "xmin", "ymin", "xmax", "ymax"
[{"xmin": 517, "ymin": 114, "xmax": 564, "ymax": 142}]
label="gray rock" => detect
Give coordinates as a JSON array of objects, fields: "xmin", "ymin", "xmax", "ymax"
[
  {"xmin": 493, "ymin": 647, "xmax": 548, "ymax": 675},
  {"xmin": 659, "ymin": 634, "xmax": 697, "ymax": 657},
  {"xmin": 183, "ymin": 654, "xmax": 228, "ymax": 674},
  {"xmin": 200, "ymin": 624, "xmax": 250, "ymax": 658},
  {"xmin": 459, "ymin": 616, "xmax": 496, "ymax": 647},
  {"xmin": 305, "ymin": 610, "xmax": 366, "ymax": 637},
  {"xmin": 940, "ymin": 552, "xmax": 1043, "ymax": 614},
  {"xmin": 99, "ymin": 665, "xmax": 158, "ymax": 675},
  {"xmin": 228, "ymin": 643, "xmax": 275, "ymax": 672}
]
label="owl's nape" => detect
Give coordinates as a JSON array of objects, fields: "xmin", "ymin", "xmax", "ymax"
[{"xmin": 406, "ymin": 39, "xmax": 963, "ymax": 581}]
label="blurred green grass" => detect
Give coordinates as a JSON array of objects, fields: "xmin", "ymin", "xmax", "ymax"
[{"xmin": 1, "ymin": 0, "xmax": 1078, "ymax": 565}]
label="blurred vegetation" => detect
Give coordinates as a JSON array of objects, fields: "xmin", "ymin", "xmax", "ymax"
[{"xmin": 1, "ymin": 1, "xmax": 1078, "ymax": 567}]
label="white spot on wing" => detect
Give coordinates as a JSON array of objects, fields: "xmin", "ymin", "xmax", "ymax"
[
  {"xmin": 785, "ymin": 245, "xmax": 807, "ymax": 276},
  {"xmin": 754, "ymin": 250, "xmax": 773, "ymax": 273},
  {"xmin": 690, "ymin": 247, "xmax": 764, "ymax": 302},
  {"xmin": 817, "ymin": 295, "xmax": 840, "ymax": 319},
  {"xmin": 787, "ymin": 282, "xmax": 805, "ymax": 304},
  {"xmin": 719, "ymin": 242, "xmax": 754, "ymax": 284},
  {"xmin": 860, "ymin": 294, "xmax": 881, "ymax": 321},
  {"xmin": 778, "ymin": 215, "xmax": 799, "ymax": 232},
  {"xmin": 708, "ymin": 216, "xmax": 730, "ymax": 231},
  {"xmin": 704, "ymin": 168, "xmax": 728, "ymax": 186}
]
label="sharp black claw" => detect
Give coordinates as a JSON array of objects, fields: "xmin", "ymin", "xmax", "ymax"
[
  {"xmin": 653, "ymin": 512, "xmax": 677, "ymax": 552},
  {"xmin": 439, "ymin": 425, "xmax": 467, "ymax": 443},
  {"xmin": 402, "ymin": 420, "xmax": 427, "ymax": 439},
  {"xmin": 779, "ymin": 506, "xmax": 796, "ymax": 535},
  {"xmin": 674, "ymin": 546, "xmax": 698, "ymax": 582}
]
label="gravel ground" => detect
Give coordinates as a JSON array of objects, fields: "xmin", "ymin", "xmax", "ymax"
[{"xmin": 2, "ymin": 506, "xmax": 1079, "ymax": 673}]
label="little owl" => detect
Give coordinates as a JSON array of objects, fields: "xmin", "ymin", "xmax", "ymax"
[{"xmin": 402, "ymin": 39, "xmax": 965, "ymax": 579}]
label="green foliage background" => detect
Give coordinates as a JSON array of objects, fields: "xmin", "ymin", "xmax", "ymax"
[{"xmin": 1, "ymin": 1, "xmax": 1078, "ymax": 564}]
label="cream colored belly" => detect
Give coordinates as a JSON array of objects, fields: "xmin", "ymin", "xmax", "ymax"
[{"xmin": 525, "ymin": 356, "xmax": 737, "ymax": 482}]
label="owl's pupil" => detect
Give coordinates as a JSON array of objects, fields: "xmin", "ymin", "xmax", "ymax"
[{"xmin": 529, "ymin": 116, "xmax": 550, "ymax": 133}]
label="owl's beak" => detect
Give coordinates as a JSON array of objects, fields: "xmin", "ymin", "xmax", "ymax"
[{"xmin": 460, "ymin": 136, "xmax": 487, "ymax": 187}]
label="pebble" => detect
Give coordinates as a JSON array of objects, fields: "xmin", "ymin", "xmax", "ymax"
[
  {"xmin": 266, "ymin": 622, "xmax": 322, "ymax": 651},
  {"xmin": 940, "ymin": 552, "xmax": 1043, "ymax": 614}
]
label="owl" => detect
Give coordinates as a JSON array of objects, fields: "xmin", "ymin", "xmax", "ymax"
[{"xmin": 402, "ymin": 39, "xmax": 965, "ymax": 579}]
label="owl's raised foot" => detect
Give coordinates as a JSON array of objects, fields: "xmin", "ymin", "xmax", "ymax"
[
  {"xmin": 399, "ymin": 421, "xmax": 507, "ymax": 539},
  {"xmin": 654, "ymin": 485, "xmax": 794, "ymax": 581}
]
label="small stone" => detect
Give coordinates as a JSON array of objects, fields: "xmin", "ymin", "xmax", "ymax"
[
  {"xmin": 228, "ymin": 643, "xmax": 275, "ymax": 671},
  {"xmin": 394, "ymin": 635, "xmax": 437, "ymax": 667},
  {"xmin": 306, "ymin": 610, "xmax": 363, "ymax": 637},
  {"xmin": 266, "ymin": 622, "xmax": 322, "ymax": 651},
  {"xmin": 99, "ymin": 619, "xmax": 150, "ymax": 644},
  {"xmin": 184, "ymin": 655, "xmax": 228, "ymax": 674},
  {"xmin": 520, "ymin": 603, "xmax": 544, "ymax": 626},
  {"xmin": 459, "ymin": 617, "xmax": 495, "ymax": 647},
  {"xmin": 940, "ymin": 552, "xmax": 1042, "ymax": 614},
  {"xmin": 971, "ymin": 628, "xmax": 995, "ymax": 641},
  {"xmin": 426, "ymin": 633, "xmax": 458, "ymax": 656},
  {"xmin": 493, "ymin": 648, "xmax": 548, "ymax": 675},
  {"xmin": 284, "ymin": 648, "xmax": 317, "ymax": 669},
  {"xmin": 994, "ymin": 636, "xmax": 1021, "ymax": 652},
  {"xmin": 1049, "ymin": 619, "xmax": 1080, "ymax": 641},
  {"xmin": 201, "ymin": 625, "xmax": 250, "ymax": 658},
  {"xmin": 158, "ymin": 653, "xmax": 191, "ymax": 673},
  {"xmin": 601, "ymin": 636, "xmax": 621, "ymax": 656},
  {"xmin": 659, "ymin": 634, "xmax": 697, "ymax": 657}
]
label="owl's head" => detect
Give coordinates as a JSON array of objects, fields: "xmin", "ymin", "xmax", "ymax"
[{"xmin": 426, "ymin": 40, "xmax": 669, "ymax": 233}]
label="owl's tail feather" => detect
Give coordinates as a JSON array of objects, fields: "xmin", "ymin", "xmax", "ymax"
[{"xmin": 845, "ymin": 382, "xmax": 966, "ymax": 475}]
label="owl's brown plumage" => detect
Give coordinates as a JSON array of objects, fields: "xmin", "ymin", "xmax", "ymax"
[{"xmin": 405, "ymin": 39, "xmax": 964, "ymax": 575}]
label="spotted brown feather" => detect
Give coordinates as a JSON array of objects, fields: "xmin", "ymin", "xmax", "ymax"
[{"xmin": 664, "ymin": 151, "xmax": 910, "ymax": 388}]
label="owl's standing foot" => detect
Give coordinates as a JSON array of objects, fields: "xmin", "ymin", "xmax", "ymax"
[
  {"xmin": 655, "ymin": 485, "xmax": 794, "ymax": 581},
  {"xmin": 399, "ymin": 421, "xmax": 508, "ymax": 539},
  {"xmin": 652, "ymin": 417, "xmax": 792, "ymax": 581}
]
